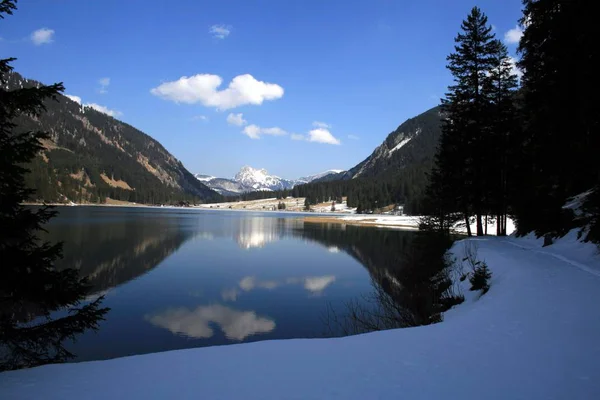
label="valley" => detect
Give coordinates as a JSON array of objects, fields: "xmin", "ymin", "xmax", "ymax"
[{"xmin": 2, "ymin": 1, "xmax": 599, "ymax": 399}]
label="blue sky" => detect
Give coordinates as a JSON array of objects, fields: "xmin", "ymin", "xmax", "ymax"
[{"xmin": 1, "ymin": 0, "xmax": 524, "ymax": 179}]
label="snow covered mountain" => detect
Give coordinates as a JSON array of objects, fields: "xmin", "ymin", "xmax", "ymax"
[
  {"xmin": 233, "ymin": 166, "xmax": 295, "ymax": 191},
  {"xmin": 195, "ymin": 167, "xmax": 343, "ymax": 195}
]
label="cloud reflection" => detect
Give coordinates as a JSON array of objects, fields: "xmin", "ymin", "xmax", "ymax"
[
  {"xmin": 221, "ymin": 288, "xmax": 240, "ymax": 301},
  {"xmin": 221, "ymin": 275, "xmax": 337, "ymax": 302},
  {"xmin": 146, "ymin": 304, "xmax": 275, "ymax": 341},
  {"xmin": 303, "ymin": 276, "xmax": 336, "ymax": 292},
  {"xmin": 239, "ymin": 276, "xmax": 279, "ymax": 291}
]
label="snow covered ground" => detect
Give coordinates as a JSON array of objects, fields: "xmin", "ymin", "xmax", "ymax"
[
  {"xmin": 311, "ymin": 214, "xmax": 516, "ymax": 234},
  {"xmin": 339, "ymin": 214, "xmax": 420, "ymax": 228},
  {"xmin": 2, "ymin": 230, "xmax": 599, "ymax": 399}
]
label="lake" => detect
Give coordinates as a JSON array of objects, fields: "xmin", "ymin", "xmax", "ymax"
[{"xmin": 44, "ymin": 206, "xmax": 418, "ymax": 361}]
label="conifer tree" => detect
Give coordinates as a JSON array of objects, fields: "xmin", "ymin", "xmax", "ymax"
[
  {"xmin": 0, "ymin": 0, "xmax": 108, "ymax": 371},
  {"xmin": 429, "ymin": 7, "xmax": 497, "ymax": 236},
  {"xmin": 514, "ymin": 0, "xmax": 600, "ymax": 237},
  {"xmin": 483, "ymin": 39, "xmax": 519, "ymax": 236},
  {"xmin": 304, "ymin": 197, "xmax": 311, "ymax": 211}
]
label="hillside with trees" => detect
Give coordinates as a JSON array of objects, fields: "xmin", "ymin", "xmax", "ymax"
[
  {"xmin": 289, "ymin": 106, "xmax": 443, "ymax": 214},
  {"xmin": 4, "ymin": 71, "xmax": 220, "ymax": 205},
  {"xmin": 1, "ymin": 0, "xmax": 108, "ymax": 370}
]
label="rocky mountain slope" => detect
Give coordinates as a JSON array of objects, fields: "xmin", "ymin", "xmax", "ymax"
[
  {"xmin": 320, "ymin": 106, "xmax": 442, "ymax": 182},
  {"xmin": 5, "ymin": 71, "xmax": 220, "ymax": 204}
]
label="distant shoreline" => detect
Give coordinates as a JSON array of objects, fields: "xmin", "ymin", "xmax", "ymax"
[
  {"xmin": 22, "ymin": 201, "xmax": 422, "ymax": 229},
  {"xmin": 303, "ymin": 215, "xmax": 420, "ymax": 230},
  {"xmin": 21, "ymin": 201, "xmax": 428, "ymax": 231}
]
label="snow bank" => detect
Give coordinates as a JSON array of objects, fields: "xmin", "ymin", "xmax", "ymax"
[{"xmin": 2, "ymin": 236, "xmax": 599, "ymax": 399}]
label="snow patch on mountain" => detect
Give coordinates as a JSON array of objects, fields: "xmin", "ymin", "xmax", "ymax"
[
  {"xmin": 296, "ymin": 169, "xmax": 345, "ymax": 184},
  {"xmin": 353, "ymin": 126, "xmax": 424, "ymax": 178},
  {"xmin": 194, "ymin": 174, "xmax": 216, "ymax": 182},
  {"xmin": 388, "ymin": 128, "xmax": 420, "ymax": 157},
  {"xmin": 388, "ymin": 137, "xmax": 412, "ymax": 156}
]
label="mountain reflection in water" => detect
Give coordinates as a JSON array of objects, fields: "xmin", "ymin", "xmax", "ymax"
[{"xmin": 40, "ymin": 207, "xmax": 420, "ymax": 361}]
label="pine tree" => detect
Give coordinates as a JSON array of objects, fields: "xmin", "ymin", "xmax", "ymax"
[
  {"xmin": 482, "ymin": 39, "xmax": 519, "ymax": 236},
  {"xmin": 427, "ymin": 7, "xmax": 497, "ymax": 236},
  {"xmin": 0, "ymin": 1, "xmax": 108, "ymax": 371},
  {"xmin": 304, "ymin": 197, "xmax": 311, "ymax": 211},
  {"xmin": 514, "ymin": 0, "xmax": 600, "ymax": 237}
]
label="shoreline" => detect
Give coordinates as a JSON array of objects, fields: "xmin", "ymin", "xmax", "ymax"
[
  {"xmin": 22, "ymin": 202, "xmax": 512, "ymax": 234},
  {"xmin": 5, "ymin": 233, "xmax": 599, "ymax": 399},
  {"xmin": 22, "ymin": 201, "xmax": 422, "ymax": 229},
  {"xmin": 303, "ymin": 215, "xmax": 420, "ymax": 230}
]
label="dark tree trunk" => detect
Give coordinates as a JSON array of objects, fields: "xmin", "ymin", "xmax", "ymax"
[
  {"xmin": 476, "ymin": 213, "xmax": 484, "ymax": 236},
  {"xmin": 464, "ymin": 213, "xmax": 472, "ymax": 237},
  {"xmin": 496, "ymin": 213, "xmax": 501, "ymax": 236},
  {"xmin": 485, "ymin": 214, "xmax": 488, "ymax": 235}
]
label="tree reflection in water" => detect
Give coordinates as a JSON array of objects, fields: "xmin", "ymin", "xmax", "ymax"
[{"xmin": 298, "ymin": 224, "xmax": 464, "ymax": 335}]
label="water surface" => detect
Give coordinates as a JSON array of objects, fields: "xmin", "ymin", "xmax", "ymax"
[{"xmin": 45, "ymin": 206, "xmax": 416, "ymax": 361}]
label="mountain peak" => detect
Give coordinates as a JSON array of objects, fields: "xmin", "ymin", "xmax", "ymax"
[
  {"xmin": 198, "ymin": 167, "xmax": 344, "ymax": 196},
  {"xmin": 234, "ymin": 166, "xmax": 284, "ymax": 190}
]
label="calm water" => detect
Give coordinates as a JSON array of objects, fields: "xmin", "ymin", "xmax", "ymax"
[{"xmin": 44, "ymin": 206, "xmax": 417, "ymax": 361}]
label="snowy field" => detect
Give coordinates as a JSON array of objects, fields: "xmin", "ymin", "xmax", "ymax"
[{"xmin": 1, "ymin": 230, "xmax": 599, "ymax": 399}]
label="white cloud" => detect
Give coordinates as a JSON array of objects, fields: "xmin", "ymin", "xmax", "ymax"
[
  {"xmin": 65, "ymin": 94, "xmax": 82, "ymax": 105},
  {"xmin": 151, "ymin": 74, "xmax": 284, "ymax": 110},
  {"xmin": 291, "ymin": 133, "xmax": 305, "ymax": 141},
  {"xmin": 347, "ymin": 134, "xmax": 359, "ymax": 140},
  {"xmin": 312, "ymin": 121, "xmax": 331, "ymax": 129},
  {"xmin": 191, "ymin": 115, "xmax": 209, "ymax": 121},
  {"xmin": 84, "ymin": 103, "xmax": 122, "ymax": 117},
  {"xmin": 308, "ymin": 128, "xmax": 341, "ymax": 145},
  {"xmin": 508, "ymin": 56, "xmax": 523, "ymax": 79},
  {"xmin": 64, "ymin": 93, "xmax": 121, "ymax": 117},
  {"xmin": 146, "ymin": 304, "xmax": 275, "ymax": 341},
  {"xmin": 30, "ymin": 28, "xmax": 54, "ymax": 45},
  {"xmin": 98, "ymin": 77, "xmax": 110, "ymax": 94},
  {"xmin": 209, "ymin": 24, "xmax": 231, "ymax": 39},
  {"xmin": 227, "ymin": 112, "xmax": 247, "ymax": 126},
  {"xmin": 504, "ymin": 25, "xmax": 523, "ymax": 44},
  {"xmin": 242, "ymin": 124, "xmax": 287, "ymax": 140}
]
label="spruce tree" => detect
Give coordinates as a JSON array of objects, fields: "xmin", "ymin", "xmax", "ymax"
[
  {"xmin": 304, "ymin": 197, "xmax": 311, "ymax": 211},
  {"xmin": 429, "ymin": 7, "xmax": 497, "ymax": 236},
  {"xmin": 482, "ymin": 39, "xmax": 519, "ymax": 236},
  {"xmin": 0, "ymin": 0, "xmax": 108, "ymax": 371},
  {"xmin": 515, "ymin": 0, "xmax": 600, "ymax": 237}
]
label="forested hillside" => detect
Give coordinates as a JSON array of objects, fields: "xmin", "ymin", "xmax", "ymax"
[
  {"xmin": 4, "ymin": 71, "xmax": 220, "ymax": 204},
  {"xmin": 292, "ymin": 106, "xmax": 442, "ymax": 214}
]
